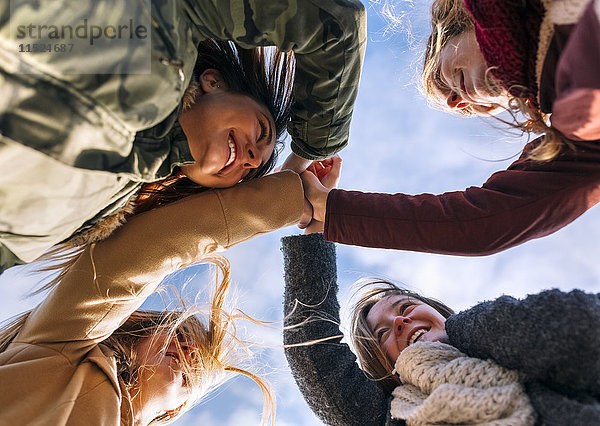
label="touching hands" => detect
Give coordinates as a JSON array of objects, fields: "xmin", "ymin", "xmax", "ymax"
[
  {"xmin": 280, "ymin": 152, "xmax": 312, "ymax": 174},
  {"xmin": 299, "ymin": 155, "xmax": 342, "ymax": 233}
]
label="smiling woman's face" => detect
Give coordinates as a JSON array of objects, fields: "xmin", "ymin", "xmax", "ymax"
[
  {"xmin": 438, "ymin": 31, "xmax": 509, "ymax": 115},
  {"xmin": 366, "ymin": 295, "xmax": 448, "ymax": 363},
  {"xmin": 178, "ymin": 69, "xmax": 276, "ymax": 188}
]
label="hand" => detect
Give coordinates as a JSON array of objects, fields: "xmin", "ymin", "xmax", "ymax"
[
  {"xmin": 280, "ymin": 152, "xmax": 312, "ymax": 174},
  {"xmin": 303, "ymin": 220, "xmax": 325, "ymax": 234},
  {"xmin": 300, "ymin": 155, "xmax": 342, "ymax": 223},
  {"xmin": 298, "ymin": 197, "xmax": 313, "ymax": 229},
  {"xmin": 306, "ymin": 155, "xmax": 342, "ymax": 190}
]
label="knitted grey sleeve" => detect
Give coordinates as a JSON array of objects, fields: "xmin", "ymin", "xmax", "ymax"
[
  {"xmin": 445, "ymin": 289, "xmax": 600, "ymax": 397},
  {"xmin": 525, "ymin": 381, "xmax": 600, "ymax": 425},
  {"xmin": 282, "ymin": 234, "xmax": 395, "ymax": 426}
]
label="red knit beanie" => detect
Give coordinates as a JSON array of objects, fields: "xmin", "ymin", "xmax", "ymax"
[{"xmin": 464, "ymin": 0, "xmax": 544, "ymax": 108}]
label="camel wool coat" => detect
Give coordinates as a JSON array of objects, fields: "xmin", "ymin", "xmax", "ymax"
[{"xmin": 0, "ymin": 171, "xmax": 303, "ymax": 425}]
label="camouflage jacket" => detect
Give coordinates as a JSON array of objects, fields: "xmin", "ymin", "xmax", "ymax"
[{"xmin": 0, "ymin": 0, "xmax": 366, "ymax": 271}]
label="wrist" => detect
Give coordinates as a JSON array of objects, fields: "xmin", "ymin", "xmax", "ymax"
[
  {"xmin": 315, "ymin": 188, "xmax": 330, "ymax": 222},
  {"xmin": 282, "ymin": 153, "xmax": 311, "ymax": 173},
  {"xmin": 304, "ymin": 220, "xmax": 325, "ymax": 234}
]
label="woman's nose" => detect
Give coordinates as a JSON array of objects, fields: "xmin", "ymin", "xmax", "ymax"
[
  {"xmin": 446, "ymin": 91, "xmax": 469, "ymax": 110},
  {"xmin": 393, "ymin": 316, "xmax": 411, "ymax": 335},
  {"xmin": 243, "ymin": 143, "xmax": 261, "ymax": 169}
]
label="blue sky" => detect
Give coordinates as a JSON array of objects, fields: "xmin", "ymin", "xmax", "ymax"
[{"xmin": 1, "ymin": 1, "xmax": 599, "ymax": 425}]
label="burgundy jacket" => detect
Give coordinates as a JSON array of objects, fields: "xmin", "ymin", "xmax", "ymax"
[
  {"xmin": 324, "ymin": 1, "xmax": 600, "ymax": 255},
  {"xmin": 325, "ymin": 138, "xmax": 600, "ymax": 255}
]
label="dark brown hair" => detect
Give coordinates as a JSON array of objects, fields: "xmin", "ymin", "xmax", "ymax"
[
  {"xmin": 60, "ymin": 40, "xmax": 295, "ymax": 249},
  {"xmin": 133, "ymin": 39, "xmax": 295, "ymax": 215}
]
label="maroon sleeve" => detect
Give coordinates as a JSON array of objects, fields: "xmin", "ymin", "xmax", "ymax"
[
  {"xmin": 324, "ymin": 139, "xmax": 600, "ymax": 255},
  {"xmin": 551, "ymin": 0, "xmax": 600, "ymax": 141}
]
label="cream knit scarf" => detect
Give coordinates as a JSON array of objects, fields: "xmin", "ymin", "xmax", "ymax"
[{"xmin": 390, "ymin": 342, "xmax": 536, "ymax": 425}]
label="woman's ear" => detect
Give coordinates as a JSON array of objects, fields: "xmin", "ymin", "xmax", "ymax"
[{"xmin": 199, "ymin": 69, "xmax": 228, "ymax": 93}]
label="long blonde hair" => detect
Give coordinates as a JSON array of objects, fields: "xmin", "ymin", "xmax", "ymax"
[
  {"xmin": 0, "ymin": 255, "xmax": 275, "ymax": 425},
  {"xmin": 421, "ymin": 0, "xmax": 570, "ymax": 161},
  {"xmin": 350, "ymin": 279, "xmax": 454, "ymax": 393}
]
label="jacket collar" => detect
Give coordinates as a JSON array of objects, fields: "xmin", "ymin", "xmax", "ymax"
[{"xmin": 88, "ymin": 345, "xmax": 134, "ymax": 425}]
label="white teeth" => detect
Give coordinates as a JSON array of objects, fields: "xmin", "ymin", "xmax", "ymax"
[
  {"xmin": 225, "ymin": 137, "xmax": 236, "ymax": 167},
  {"xmin": 409, "ymin": 329, "xmax": 427, "ymax": 346}
]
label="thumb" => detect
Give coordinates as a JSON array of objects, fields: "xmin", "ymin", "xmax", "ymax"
[{"xmin": 300, "ymin": 169, "xmax": 327, "ymax": 194}]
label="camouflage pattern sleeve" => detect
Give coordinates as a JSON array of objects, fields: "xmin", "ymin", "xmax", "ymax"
[
  {"xmin": 187, "ymin": 0, "xmax": 368, "ymax": 160},
  {"xmin": 1, "ymin": 0, "xmax": 365, "ymax": 170}
]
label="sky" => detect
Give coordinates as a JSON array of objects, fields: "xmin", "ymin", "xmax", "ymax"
[{"xmin": 1, "ymin": 1, "xmax": 600, "ymax": 425}]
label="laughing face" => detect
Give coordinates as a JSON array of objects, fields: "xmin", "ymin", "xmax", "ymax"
[
  {"xmin": 438, "ymin": 31, "xmax": 509, "ymax": 115},
  {"xmin": 366, "ymin": 295, "xmax": 449, "ymax": 363},
  {"xmin": 178, "ymin": 69, "xmax": 276, "ymax": 188}
]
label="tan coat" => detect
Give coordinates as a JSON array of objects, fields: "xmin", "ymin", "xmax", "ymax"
[{"xmin": 0, "ymin": 171, "xmax": 303, "ymax": 425}]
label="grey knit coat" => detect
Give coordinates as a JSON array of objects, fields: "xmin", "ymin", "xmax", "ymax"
[{"xmin": 282, "ymin": 234, "xmax": 600, "ymax": 426}]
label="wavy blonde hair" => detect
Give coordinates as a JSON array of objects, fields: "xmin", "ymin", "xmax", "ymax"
[
  {"xmin": 420, "ymin": 0, "xmax": 570, "ymax": 161},
  {"xmin": 0, "ymin": 255, "xmax": 275, "ymax": 425},
  {"xmin": 350, "ymin": 279, "xmax": 454, "ymax": 393}
]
